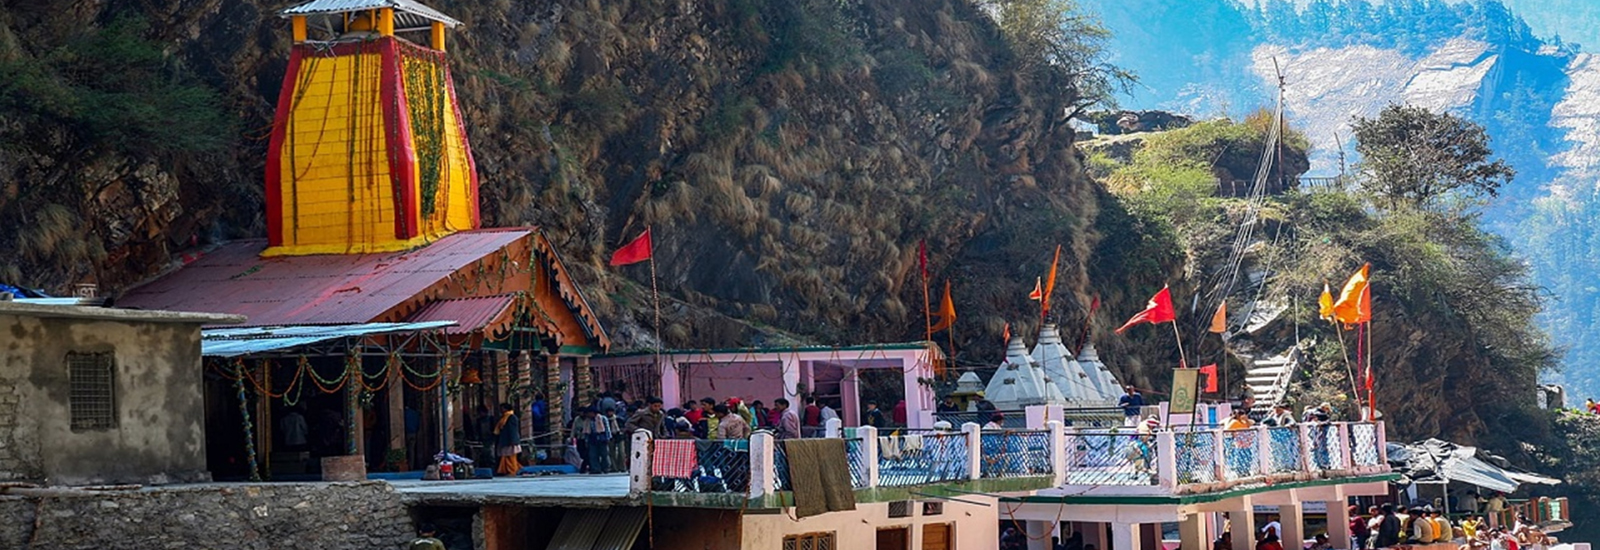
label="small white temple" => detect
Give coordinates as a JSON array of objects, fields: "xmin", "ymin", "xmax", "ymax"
[
  {"xmin": 984, "ymin": 336, "xmax": 1066, "ymax": 410},
  {"xmin": 1075, "ymin": 342, "xmax": 1125, "ymax": 401},
  {"xmin": 1032, "ymin": 324, "xmax": 1119, "ymax": 405}
]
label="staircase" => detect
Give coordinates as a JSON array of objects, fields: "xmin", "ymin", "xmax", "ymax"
[{"xmin": 1244, "ymin": 348, "xmax": 1300, "ymax": 416}]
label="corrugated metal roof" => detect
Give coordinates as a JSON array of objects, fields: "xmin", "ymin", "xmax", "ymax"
[
  {"xmin": 118, "ymin": 229, "xmax": 531, "ymax": 327},
  {"xmin": 405, "ymin": 293, "xmax": 518, "ymax": 336},
  {"xmin": 281, "ymin": 0, "xmax": 462, "ymax": 28},
  {"xmin": 545, "ymin": 508, "xmax": 644, "ymax": 550},
  {"xmin": 202, "ymin": 321, "xmax": 455, "ymax": 357}
]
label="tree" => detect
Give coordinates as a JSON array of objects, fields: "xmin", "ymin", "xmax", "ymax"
[
  {"xmin": 1351, "ymin": 104, "xmax": 1514, "ymax": 208},
  {"xmin": 981, "ymin": 0, "xmax": 1137, "ymax": 118}
]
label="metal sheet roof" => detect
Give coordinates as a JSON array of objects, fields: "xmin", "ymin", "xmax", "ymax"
[
  {"xmin": 201, "ymin": 321, "xmax": 455, "ymax": 357},
  {"xmin": 544, "ymin": 508, "xmax": 645, "ymax": 550},
  {"xmin": 405, "ymin": 293, "xmax": 519, "ymax": 336},
  {"xmin": 118, "ymin": 229, "xmax": 531, "ymax": 327},
  {"xmin": 1389, "ymin": 438, "xmax": 1561, "ymax": 493},
  {"xmin": 281, "ymin": 0, "xmax": 462, "ymax": 28}
]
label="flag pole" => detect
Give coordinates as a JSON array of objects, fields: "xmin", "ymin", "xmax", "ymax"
[
  {"xmin": 1169, "ymin": 320, "xmax": 1189, "ymax": 369},
  {"xmin": 1333, "ymin": 321, "xmax": 1361, "ymax": 408},
  {"xmin": 1365, "ymin": 320, "xmax": 1375, "ymax": 421},
  {"xmin": 649, "ymin": 225, "xmax": 662, "ymax": 361}
]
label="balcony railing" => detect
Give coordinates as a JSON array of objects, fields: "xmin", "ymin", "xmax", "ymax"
[{"xmin": 626, "ymin": 419, "xmax": 1391, "ymax": 502}]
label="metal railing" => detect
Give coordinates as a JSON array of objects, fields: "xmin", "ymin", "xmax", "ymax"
[
  {"xmin": 650, "ymin": 438, "xmax": 751, "ymax": 493},
  {"xmin": 1065, "ymin": 431, "xmax": 1158, "ymax": 486},
  {"xmin": 844, "ymin": 437, "xmax": 869, "ymax": 488},
  {"xmin": 1307, "ymin": 423, "xmax": 1347, "ymax": 470},
  {"xmin": 1174, "ymin": 430, "xmax": 1218, "ymax": 484},
  {"xmin": 1349, "ymin": 422, "xmax": 1381, "ymax": 467},
  {"xmin": 934, "ymin": 410, "xmax": 1026, "ymax": 428},
  {"xmin": 1222, "ymin": 429, "xmax": 1261, "ymax": 480},
  {"xmin": 1267, "ymin": 426, "xmax": 1304, "ymax": 474},
  {"xmin": 980, "ymin": 430, "xmax": 1052, "ymax": 479},
  {"xmin": 878, "ymin": 431, "xmax": 970, "ymax": 487}
]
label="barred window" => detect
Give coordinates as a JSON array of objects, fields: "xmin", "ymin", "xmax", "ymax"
[
  {"xmin": 67, "ymin": 352, "xmax": 116, "ymax": 430},
  {"xmin": 888, "ymin": 500, "xmax": 913, "ymax": 518},
  {"xmin": 922, "ymin": 501, "xmax": 944, "ymax": 516},
  {"xmin": 782, "ymin": 532, "xmax": 836, "ymax": 550}
]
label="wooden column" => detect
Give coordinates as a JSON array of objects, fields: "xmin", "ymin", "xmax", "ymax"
[
  {"xmin": 291, "ymin": 16, "xmax": 307, "ymax": 42},
  {"xmin": 256, "ymin": 360, "xmax": 273, "ymax": 478},
  {"xmin": 376, "ymin": 8, "xmax": 394, "ymax": 36},
  {"xmin": 516, "ymin": 351, "xmax": 533, "ymax": 438},
  {"xmin": 575, "ymin": 355, "xmax": 593, "ymax": 407},
  {"xmin": 493, "ymin": 351, "xmax": 510, "ymax": 406},
  {"xmin": 387, "ymin": 355, "xmax": 406, "ymax": 468},
  {"xmin": 430, "ymin": 21, "xmax": 446, "ymax": 50},
  {"xmin": 545, "ymin": 354, "xmax": 563, "ymax": 439}
]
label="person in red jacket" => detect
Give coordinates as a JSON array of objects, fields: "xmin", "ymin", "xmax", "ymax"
[
  {"xmin": 893, "ymin": 399, "xmax": 908, "ymax": 426},
  {"xmin": 802, "ymin": 397, "xmax": 822, "ymax": 437}
]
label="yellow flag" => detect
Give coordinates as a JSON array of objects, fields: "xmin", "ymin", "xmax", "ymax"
[
  {"xmin": 1209, "ymin": 301, "xmax": 1228, "ymax": 333},
  {"xmin": 1318, "ymin": 282, "xmax": 1334, "ymax": 320},
  {"xmin": 1332, "ymin": 264, "xmax": 1371, "ymax": 325}
]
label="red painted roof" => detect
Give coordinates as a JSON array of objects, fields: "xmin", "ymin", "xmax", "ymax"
[
  {"xmin": 406, "ymin": 293, "xmax": 519, "ymax": 336},
  {"xmin": 118, "ymin": 229, "xmax": 532, "ymax": 327}
]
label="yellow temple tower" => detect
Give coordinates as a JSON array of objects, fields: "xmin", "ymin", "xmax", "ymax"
[{"xmin": 265, "ymin": 0, "xmax": 478, "ymax": 256}]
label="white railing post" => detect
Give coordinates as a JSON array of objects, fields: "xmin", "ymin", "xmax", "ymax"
[
  {"xmin": 1255, "ymin": 425, "xmax": 1271, "ymax": 476},
  {"xmin": 825, "ymin": 417, "xmax": 843, "ymax": 438},
  {"xmin": 1376, "ymin": 421, "xmax": 1389, "ymax": 465},
  {"xmin": 750, "ymin": 432, "xmax": 776, "ymax": 498},
  {"xmin": 1337, "ymin": 423, "xmax": 1353, "ymax": 470},
  {"xmin": 1048, "ymin": 420, "xmax": 1067, "ymax": 487},
  {"xmin": 1211, "ymin": 428, "xmax": 1227, "ymax": 482},
  {"xmin": 859, "ymin": 425, "xmax": 880, "ymax": 487},
  {"xmin": 962, "ymin": 422, "xmax": 982, "ymax": 480},
  {"xmin": 1297, "ymin": 423, "xmax": 1315, "ymax": 472},
  {"xmin": 629, "ymin": 430, "xmax": 653, "ymax": 496},
  {"xmin": 1156, "ymin": 430, "xmax": 1177, "ymax": 489}
]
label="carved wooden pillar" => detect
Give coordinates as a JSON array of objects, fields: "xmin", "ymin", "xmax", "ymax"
[
  {"xmin": 517, "ymin": 351, "xmax": 533, "ymax": 438},
  {"xmin": 546, "ymin": 353, "xmax": 563, "ymax": 440},
  {"xmin": 575, "ymin": 355, "xmax": 594, "ymax": 408}
]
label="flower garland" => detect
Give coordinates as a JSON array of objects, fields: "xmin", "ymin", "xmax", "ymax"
[{"xmin": 232, "ymin": 362, "xmax": 261, "ymax": 482}]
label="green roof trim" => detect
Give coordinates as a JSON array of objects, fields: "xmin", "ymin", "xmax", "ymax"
[
  {"xmin": 1000, "ymin": 472, "xmax": 1402, "ymax": 506},
  {"xmin": 598, "ymin": 341, "xmax": 939, "ymax": 359}
]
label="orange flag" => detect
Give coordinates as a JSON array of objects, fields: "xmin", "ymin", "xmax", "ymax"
[
  {"xmin": 1027, "ymin": 277, "xmax": 1042, "ymax": 301},
  {"xmin": 932, "ymin": 281, "xmax": 957, "ymax": 332},
  {"xmin": 1002, "ymin": 322, "xmax": 1012, "ymax": 343},
  {"xmin": 1209, "ymin": 300, "xmax": 1228, "ymax": 334},
  {"xmin": 1332, "ymin": 264, "xmax": 1371, "ymax": 325},
  {"xmin": 1318, "ymin": 282, "xmax": 1335, "ymax": 321},
  {"xmin": 1043, "ymin": 245, "xmax": 1061, "ymax": 313}
]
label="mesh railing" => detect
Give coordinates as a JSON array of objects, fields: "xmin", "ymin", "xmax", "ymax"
[
  {"xmin": 845, "ymin": 437, "xmax": 869, "ymax": 488},
  {"xmin": 1174, "ymin": 430, "xmax": 1218, "ymax": 484},
  {"xmin": 1349, "ymin": 422, "xmax": 1381, "ymax": 467},
  {"xmin": 650, "ymin": 438, "xmax": 751, "ymax": 493},
  {"xmin": 1065, "ymin": 431, "xmax": 1158, "ymax": 486},
  {"xmin": 775, "ymin": 440, "xmax": 792, "ymax": 491},
  {"xmin": 1307, "ymin": 424, "xmax": 1347, "ymax": 470},
  {"xmin": 878, "ymin": 431, "xmax": 970, "ymax": 487},
  {"xmin": 979, "ymin": 430, "xmax": 1052, "ymax": 478},
  {"xmin": 1267, "ymin": 427, "xmax": 1304, "ymax": 474},
  {"xmin": 934, "ymin": 410, "xmax": 1026, "ymax": 428},
  {"xmin": 1222, "ymin": 429, "xmax": 1261, "ymax": 480}
]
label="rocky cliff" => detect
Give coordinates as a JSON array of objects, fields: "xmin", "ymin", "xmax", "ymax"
[{"xmin": 0, "ymin": 1, "xmax": 1189, "ymax": 376}]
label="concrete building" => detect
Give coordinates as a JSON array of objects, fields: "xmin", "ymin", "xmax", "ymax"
[{"xmin": 0, "ymin": 300, "xmax": 243, "ymax": 485}]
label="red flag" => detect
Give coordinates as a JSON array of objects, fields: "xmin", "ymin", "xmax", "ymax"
[
  {"xmin": 919, "ymin": 240, "xmax": 929, "ymax": 281},
  {"xmin": 609, "ymin": 229, "xmax": 652, "ymax": 266},
  {"xmin": 1115, "ymin": 286, "xmax": 1176, "ymax": 334},
  {"xmin": 1199, "ymin": 363, "xmax": 1218, "ymax": 392},
  {"xmin": 1028, "ymin": 277, "xmax": 1042, "ymax": 301}
]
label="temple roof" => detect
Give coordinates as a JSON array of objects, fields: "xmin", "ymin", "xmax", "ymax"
[{"xmin": 282, "ymin": 0, "xmax": 462, "ymax": 29}]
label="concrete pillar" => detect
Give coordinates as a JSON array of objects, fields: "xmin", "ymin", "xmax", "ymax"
[
  {"xmin": 629, "ymin": 430, "xmax": 652, "ymax": 496},
  {"xmin": 1255, "ymin": 425, "xmax": 1271, "ymax": 477},
  {"xmin": 1280, "ymin": 503, "xmax": 1304, "ymax": 548},
  {"xmin": 1111, "ymin": 522, "xmax": 1142, "ymax": 550},
  {"xmin": 1028, "ymin": 520, "xmax": 1052, "ymax": 550},
  {"xmin": 1230, "ymin": 508, "xmax": 1257, "ymax": 550},
  {"xmin": 825, "ymin": 417, "xmax": 843, "ymax": 438},
  {"xmin": 1337, "ymin": 423, "xmax": 1353, "ymax": 470},
  {"xmin": 1326, "ymin": 500, "xmax": 1352, "ymax": 550},
  {"xmin": 859, "ymin": 425, "xmax": 880, "ymax": 487},
  {"xmin": 1180, "ymin": 513, "xmax": 1208, "ymax": 550},
  {"xmin": 1298, "ymin": 423, "xmax": 1316, "ymax": 472},
  {"xmin": 750, "ymin": 431, "xmax": 776, "ymax": 497},
  {"xmin": 782, "ymin": 357, "xmax": 802, "ymax": 403},
  {"xmin": 574, "ymin": 355, "xmax": 593, "ymax": 407},
  {"xmin": 962, "ymin": 422, "xmax": 983, "ymax": 480},
  {"xmin": 1376, "ymin": 421, "xmax": 1389, "ymax": 464},
  {"xmin": 1049, "ymin": 420, "xmax": 1068, "ymax": 487},
  {"xmin": 1212, "ymin": 427, "xmax": 1228, "ymax": 482},
  {"xmin": 1157, "ymin": 430, "xmax": 1178, "ymax": 488}
]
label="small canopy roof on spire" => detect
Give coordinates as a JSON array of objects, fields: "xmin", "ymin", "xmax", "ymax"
[{"xmin": 282, "ymin": 0, "xmax": 462, "ymax": 30}]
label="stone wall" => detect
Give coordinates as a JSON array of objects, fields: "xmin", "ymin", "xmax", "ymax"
[{"xmin": 0, "ymin": 481, "xmax": 414, "ymax": 550}]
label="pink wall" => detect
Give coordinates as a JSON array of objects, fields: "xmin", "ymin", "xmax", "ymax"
[{"xmin": 677, "ymin": 361, "xmax": 785, "ymax": 408}]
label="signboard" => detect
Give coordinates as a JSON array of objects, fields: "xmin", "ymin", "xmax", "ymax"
[{"xmin": 1169, "ymin": 369, "xmax": 1200, "ymax": 415}]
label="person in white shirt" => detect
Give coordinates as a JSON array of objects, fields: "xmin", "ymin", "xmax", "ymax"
[
  {"xmin": 1263, "ymin": 403, "xmax": 1296, "ymax": 427},
  {"xmin": 820, "ymin": 402, "xmax": 839, "ymax": 424},
  {"xmin": 1261, "ymin": 515, "xmax": 1282, "ymax": 541},
  {"xmin": 984, "ymin": 412, "xmax": 1007, "ymax": 430}
]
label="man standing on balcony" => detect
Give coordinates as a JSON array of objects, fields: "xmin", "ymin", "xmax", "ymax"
[
  {"xmin": 1263, "ymin": 403, "xmax": 1295, "ymax": 427},
  {"xmin": 1119, "ymin": 386, "xmax": 1145, "ymax": 426},
  {"xmin": 864, "ymin": 401, "xmax": 887, "ymax": 428},
  {"xmin": 625, "ymin": 397, "xmax": 666, "ymax": 438},
  {"xmin": 803, "ymin": 397, "xmax": 823, "ymax": 437},
  {"xmin": 715, "ymin": 404, "xmax": 751, "ymax": 439},
  {"xmin": 775, "ymin": 398, "xmax": 802, "ymax": 440}
]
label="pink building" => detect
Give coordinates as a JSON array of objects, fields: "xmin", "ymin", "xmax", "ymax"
[{"xmin": 584, "ymin": 342, "xmax": 942, "ymax": 428}]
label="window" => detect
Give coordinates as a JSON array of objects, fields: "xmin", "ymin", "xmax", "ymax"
[
  {"xmin": 922, "ymin": 501, "xmax": 944, "ymax": 516},
  {"xmin": 67, "ymin": 352, "xmax": 116, "ymax": 430},
  {"xmin": 783, "ymin": 532, "xmax": 836, "ymax": 550},
  {"xmin": 888, "ymin": 500, "xmax": 913, "ymax": 518}
]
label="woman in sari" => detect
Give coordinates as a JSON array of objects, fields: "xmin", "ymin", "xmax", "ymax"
[{"xmin": 493, "ymin": 404, "xmax": 522, "ymax": 476}]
